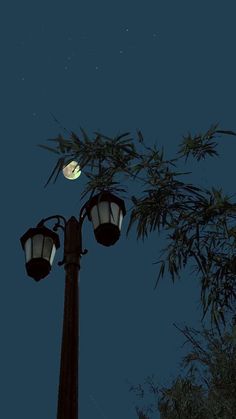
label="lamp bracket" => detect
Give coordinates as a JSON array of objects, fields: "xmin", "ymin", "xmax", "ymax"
[
  {"xmin": 37, "ymin": 214, "xmax": 66, "ymax": 232},
  {"xmin": 57, "ymin": 247, "xmax": 88, "ymax": 267}
]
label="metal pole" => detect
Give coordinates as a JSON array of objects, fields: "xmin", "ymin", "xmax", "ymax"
[{"xmin": 57, "ymin": 216, "xmax": 82, "ymax": 419}]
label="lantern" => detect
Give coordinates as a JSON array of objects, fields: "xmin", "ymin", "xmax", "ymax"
[
  {"xmin": 20, "ymin": 226, "xmax": 60, "ymax": 281},
  {"xmin": 85, "ymin": 191, "xmax": 126, "ymax": 246}
]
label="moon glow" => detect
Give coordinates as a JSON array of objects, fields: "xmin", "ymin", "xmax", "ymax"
[{"xmin": 63, "ymin": 160, "xmax": 81, "ymax": 180}]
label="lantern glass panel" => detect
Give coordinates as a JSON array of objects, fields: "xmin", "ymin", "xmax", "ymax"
[
  {"xmin": 42, "ymin": 236, "xmax": 53, "ymax": 262},
  {"xmin": 25, "ymin": 238, "xmax": 32, "ymax": 262},
  {"xmin": 32, "ymin": 234, "xmax": 44, "ymax": 258},
  {"xmin": 110, "ymin": 202, "xmax": 119, "ymax": 225},
  {"xmin": 50, "ymin": 243, "xmax": 57, "ymax": 265},
  {"xmin": 91, "ymin": 205, "xmax": 99, "ymax": 229},
  {"xmin": 98, "ymin": 201, "xmax": 109, "ymax": 224},
  {"xmin": 119, "ymin": 210, "xmax": 123, "ymax": 231}
]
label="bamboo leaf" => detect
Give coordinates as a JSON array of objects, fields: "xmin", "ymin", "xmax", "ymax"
[
  {"xmin": 93, "ymin": 132, "xmax": 113, "ymax": 141},
  {"xmin": 137, "ymin": 129, "xmax": 144, "ymax": 144},
  {"xmin": 80, "ymin": 127, "xmax": 90, "ymax": 142},
  {"xmin": 153, "ymin": 260, "xmax": 165, "ymax": 289},
  {"xmin": 44, "ymin": 157, "xmax": 65, "ymax": 188},
  {"xmin": 37, "ymin": 144, "xmax": 61, "ymax": 155},
  {"xmin": 215, "ymin": 129, "xmax": 236, "ymax": 137}
]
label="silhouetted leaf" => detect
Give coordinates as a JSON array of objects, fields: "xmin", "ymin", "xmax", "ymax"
[
  {"xmin": 215, "ymin": 129, "xmax": 236, "ymax": 136},
  {"xmin": 44, "ymin": 157, "xmax": 65, "ymax": 188},
  {"xmin": 37, "ymin": 144, "xmax": 61, "ymax": 155},
  {"xmin": 136, "ymin": 129, "xmax": 144, "ymax": 144}
]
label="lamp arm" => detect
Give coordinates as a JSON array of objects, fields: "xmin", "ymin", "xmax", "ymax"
[
  {"xmin": 37, "ymin": 205, "xmax": 89, "ymax": 268},
  {"xmin": 37, "ymin": 215, "xmax": 67, "ymax": 232},
  {"xmin": 57, "ymin": 208, "xmax": 89, "ymax": 267}
]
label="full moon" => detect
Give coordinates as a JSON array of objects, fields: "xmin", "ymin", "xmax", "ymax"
[{"xmin": 62, "ymin": 160, "xmax": 81, "ymax": 180}]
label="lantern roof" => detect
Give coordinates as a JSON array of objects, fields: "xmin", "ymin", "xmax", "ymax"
[{"xmin": 20, "ymin": 225, "xmax": 60, "ymax": 250}]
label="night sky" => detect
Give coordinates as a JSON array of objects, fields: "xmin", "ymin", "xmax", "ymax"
[{"xmin": 2, "ymin": 1, "xmax": 236, "ymax": 418}]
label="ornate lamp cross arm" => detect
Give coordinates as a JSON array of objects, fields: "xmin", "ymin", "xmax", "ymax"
[{"xmin": 37, "ymin": 214, "xmax": 67, "ymax": 232}]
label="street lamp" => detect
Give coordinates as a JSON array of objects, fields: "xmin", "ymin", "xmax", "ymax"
[
  {"xmin": 20, "ymin": 190, "xmax": 126, "ymax": 419},
  {"xmin": 20, "ymin": 225, "xmax": 60, "ymax": 281},
  {"xmin": 85, "ymin": 190, "xmax": 126, "ymax": 246}
]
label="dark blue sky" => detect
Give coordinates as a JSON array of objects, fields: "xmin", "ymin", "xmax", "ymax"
[{"xmin": 2, "ymin": 1, "xmax": 236, "ymax": 418}]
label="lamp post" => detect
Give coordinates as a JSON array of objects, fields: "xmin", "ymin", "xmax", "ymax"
[{"xmin": 20, "ymin": 191, "xmax": 126, "ymax": 419}]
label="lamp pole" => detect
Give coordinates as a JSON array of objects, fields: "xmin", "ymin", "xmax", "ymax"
[
  {"xmin": 35, "ymin": 208, "xmax": 88, "ymax": 419},
  {"xmin": 57, "ymin": 215, "xmax": 87, "ymax": 419}
]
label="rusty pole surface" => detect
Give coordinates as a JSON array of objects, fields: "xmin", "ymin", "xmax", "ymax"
[{"xmin": 57, "ymin": 216, "xmax": 82, "ymax": 419}]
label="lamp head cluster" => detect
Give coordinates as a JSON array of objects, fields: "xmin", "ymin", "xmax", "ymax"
[{"xmin": 20, "ymin": 191, "xmax": 126, "ymax": 281}]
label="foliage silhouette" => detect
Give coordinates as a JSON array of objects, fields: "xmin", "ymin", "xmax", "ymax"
[
  {"xmin": 38, "ymin": 121, "xmax": 236, "ymax": 336},
  {"xmin": 128, "ymin": 316, "xmax": 236, "ymax": 418}
]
